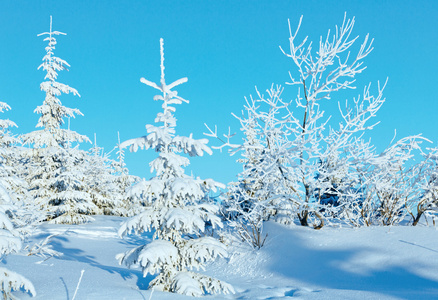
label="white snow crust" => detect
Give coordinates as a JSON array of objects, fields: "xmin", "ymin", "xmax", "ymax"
[{"xmin": 2, "ymin": 216, "xmax": 438, "ymax": 299}]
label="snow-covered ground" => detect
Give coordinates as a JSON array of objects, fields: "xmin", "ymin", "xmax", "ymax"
[{"xmin": 3, "ymin": 216, "xmax": 438, "ymax": 299}]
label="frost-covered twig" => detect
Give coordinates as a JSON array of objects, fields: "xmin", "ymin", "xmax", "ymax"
[
  {"xmin": 71, "ymin": 270, "xmax": 85, "ymax": 300},
  {"xmin": 203, "ymin": 124, "xmax": 239, "ymax": 152},
  {"xmin": 148, "ymin": 286, "xmax": 155, "ymax": 300}
]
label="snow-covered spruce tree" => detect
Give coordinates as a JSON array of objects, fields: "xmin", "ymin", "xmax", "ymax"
[
  {"xmin": 21, "ymin": 16, "xmax": 95, "ymax": 224},
  {"xmin": 0, "ymin": 102, "xmax": 35, "ymax": 298},
  {"xmin": 0, "ymin": 186, "xmax": 36, "ymax": 299},
  {"xmin": 117, "ymin": 39, "xmax": 234, "ymax": 296},
  {"xmin": 0, "ymin": 102, "xmax": 18, "ymax": 148},
  {"xmin": 0, "ymin": 102, "xmax": 31, "ymax": 205},
  {"xmin": 0, "ymin": 100, "xmax": 41, "ymax": 229},
  {"xmin": 84, "ymin": 136, "xmax": 119, "ymax": 215},
  {"xmin": 109, "ymin": 133, "xmax": 141, "ymax": 216},
  {"xmin": 22, "ymin": 16, "xmax": 88, "ymax": 148},
  {"xmin": 84, "ymin": 135, "xmax": 139, "ymax": 217}
]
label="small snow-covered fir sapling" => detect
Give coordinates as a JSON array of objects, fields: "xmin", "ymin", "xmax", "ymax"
[
  {"xmin": 0, "ymin": 186, "xmax": 36, "ymax": 299},
  {"xmin": 21, "ymin": 16, "xmax": 96, "ymax": 224},
  {"xmin": 107, "ymin": 132, "xmax": 141, "ymax": 216},
  {"xmin": 117, "ymin": 39, "xmax": 234, "ymax": 296},
  {"xmin": 84, "ymin": 134, "xmax": 139, "ymax": 217}
]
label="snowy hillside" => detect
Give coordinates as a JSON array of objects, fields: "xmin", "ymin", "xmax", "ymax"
[{"xmin": 3, "ymin": 215, "xmax": 438, "ymax": 299}]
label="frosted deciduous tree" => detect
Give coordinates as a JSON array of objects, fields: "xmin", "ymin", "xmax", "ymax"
[
  {"xmin": 117, "ymin": 39, "xmax": 233, "ymax": 296},
  {"xmin": 213, "ymin": 14, "xmax": 426, "ymax": 229},
  {"xmin": 277, "ymin": 15, "xmax": 427, "ymax": 227},
  {"xmin": 336, "ymin": 135, "xmax": 424, "ymax": 227},
  {"xmin": 276, "ymin": 14, "xmax": 388, "ymax": 228},
  {"xmin": 409, "ymin": 147, "xmax": 438, "ymax": 226},
  {"xmin": 218, "ymin": 86, "xmax": 294, "ymax": 248}
]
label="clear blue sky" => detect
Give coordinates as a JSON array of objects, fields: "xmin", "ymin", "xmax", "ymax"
[{"xmin": 0, "ymin": 1, "xmax": 437, "ymax": 185}]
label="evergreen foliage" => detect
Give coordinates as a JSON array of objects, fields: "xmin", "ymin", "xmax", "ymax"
[
  {"xmin": 117, "ymin": 39, "xmax": 234, "ymax": 296},
  {"xmin": 20, "ymin": 16, "xmax": 95, "ymax": 224},
  {"xmin": 0, "ymin": 186, "xmax": 35, "ymax": 299}
]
